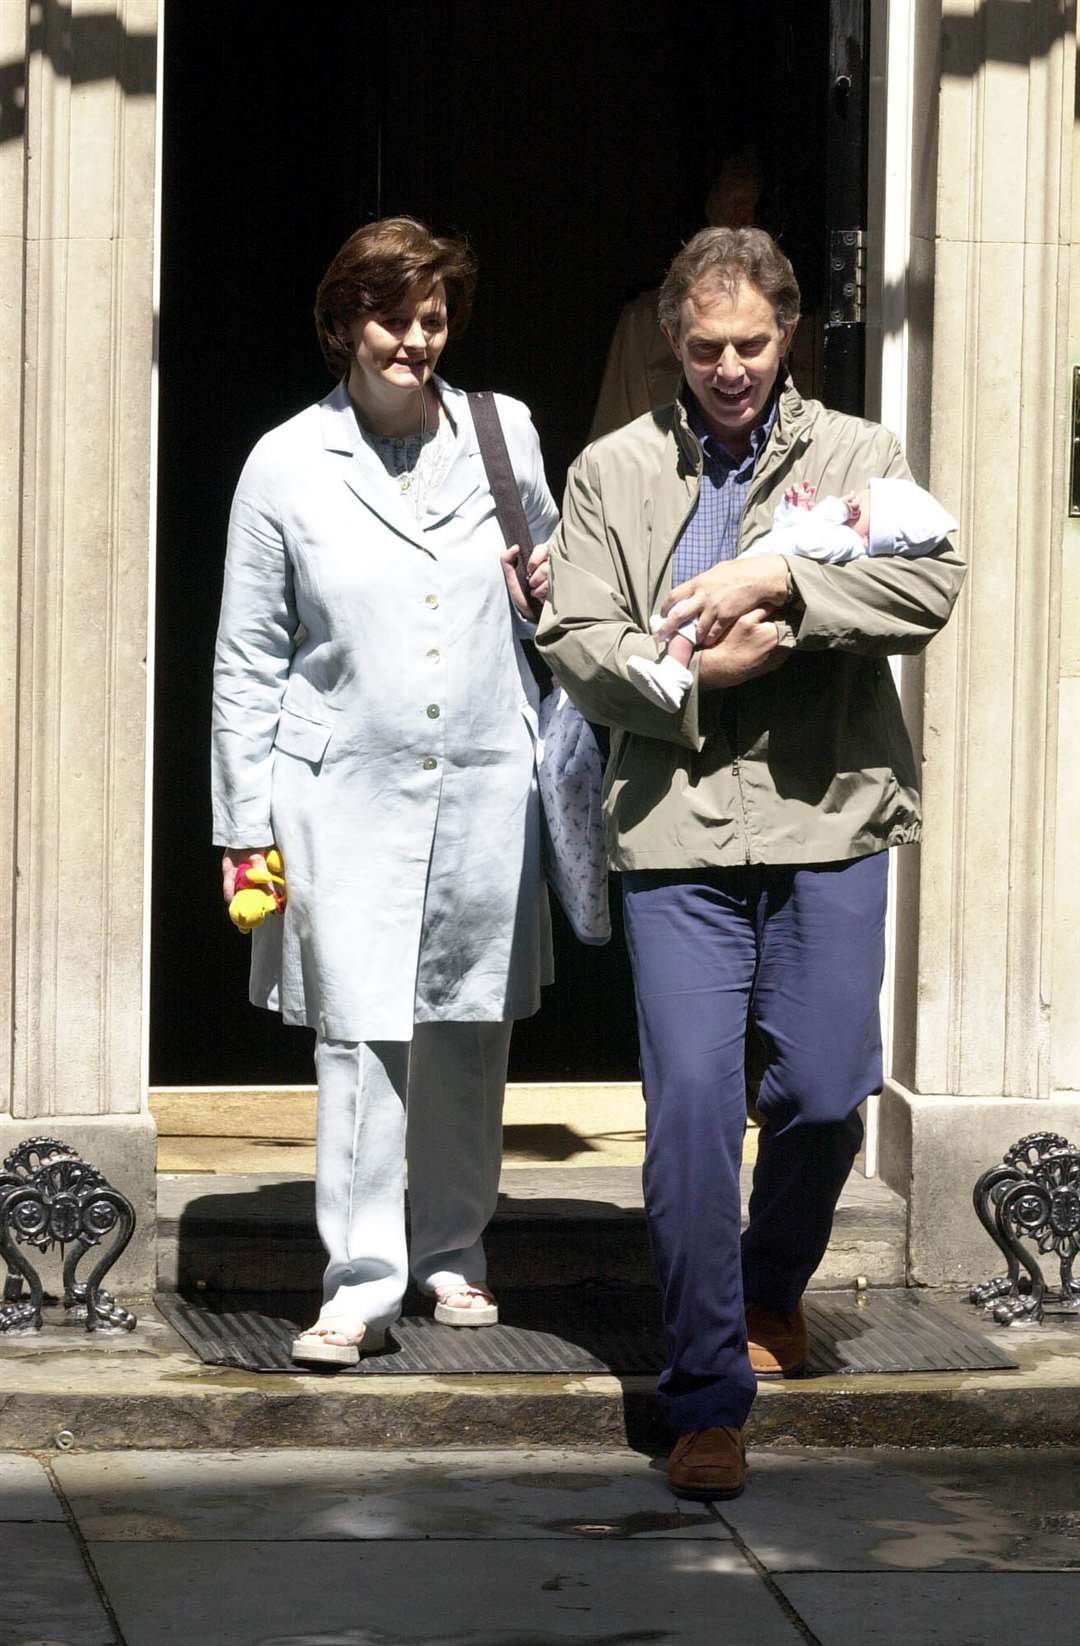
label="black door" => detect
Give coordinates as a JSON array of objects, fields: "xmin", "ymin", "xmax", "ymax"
[
  {"xmin": 822, "ymin": 0, "xmax": 871, "ymax": 414},
  {"xmin": 153, "ymin": 1, "xmax": 841, "ymax": 1088}
]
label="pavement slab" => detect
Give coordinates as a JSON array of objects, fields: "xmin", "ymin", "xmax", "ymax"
[
  {"xmin": 0, "ymin": 1451, "xmax": 65, "ymax": 1520},
  {"xmin": 0, "ymin": 1522, "xmax": 114, "ymax": 1646},
  {"xmin": 718, "ymin": 1447, "xmax": 1080, "ymax": 1570},
  {"xmin": 88, "ymin": 1539, "xmax": 799, "ymax": 1646},
  {"xmin": 54, "ymin": 1448, "xmax": 731, "ymax": 1543},
  {"xmin": 775, "ymin": 1572, "xmax": 1080, "ymax": 1645},
  {"xmin": 9, "ymin": 1446, "xmax": 1080, "ymax": 1644}
]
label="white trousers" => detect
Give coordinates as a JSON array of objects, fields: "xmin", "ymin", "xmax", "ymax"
[{"xmin": 314, "ymin": 1020, "xmax": 513, "ymax": 1329}]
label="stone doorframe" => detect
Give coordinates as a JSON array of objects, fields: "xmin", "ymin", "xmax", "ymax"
[
  {"xmin": 1, "ymin": 1, "xmax": 160, "ymax": 1290},
  {"xmin": 869, "ymin": 0, "xmax": 1080, "ymax": 1283},
  {"xmin": 2, "ymin": 1, "xmax": 1077, "ymax": 1294}
]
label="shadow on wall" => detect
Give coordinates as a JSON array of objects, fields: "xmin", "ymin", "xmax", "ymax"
[
  {"xmin": 0, "ymin": 0, "xmax": 156, "ymax": 144},
  {"xmin": 937, "ymin": 3, "xmax": 1072, "ymax": 80}
]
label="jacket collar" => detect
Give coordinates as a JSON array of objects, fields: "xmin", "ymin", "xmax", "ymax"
[
  {"xmin": 318, "ymin": 375, "xmax": 475, "ymax": 453},
  {"xmin": 671, "ymin": 369, "xmax": 813, "ymax": 473},
  {"xmin": 319, "ymin": 378, "xmax": 362, "ymax": 453},
  {"xmin": 318, "ymin": 377, "xmax": 479, "ymax": 553}
]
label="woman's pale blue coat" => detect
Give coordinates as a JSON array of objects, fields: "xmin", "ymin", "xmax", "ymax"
[{"xmin": 211, "ymin": 378, "xmax": 558, "ymax": 1042}]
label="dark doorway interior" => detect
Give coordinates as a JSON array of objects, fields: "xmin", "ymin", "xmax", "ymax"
[{"xmin": 153, "ymin": 0, "xmax": 834, "ymax": 1086}]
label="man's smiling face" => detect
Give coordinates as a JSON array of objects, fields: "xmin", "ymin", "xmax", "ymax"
[{"xmin": 663, "ymin": 276, "xmax": 794, "ymax": 457}]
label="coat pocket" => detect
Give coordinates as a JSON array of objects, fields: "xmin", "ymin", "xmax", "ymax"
[{"xmin": 273, "ymin": 706, "xmax": 333, "ymax": 766}]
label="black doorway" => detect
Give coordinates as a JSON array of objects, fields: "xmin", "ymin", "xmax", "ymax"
[{"xmin": 152, "ymin": 0, "xmax": 837, "ymax": 1086}]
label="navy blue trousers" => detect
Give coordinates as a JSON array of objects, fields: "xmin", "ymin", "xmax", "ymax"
[{"xmin": 621, "ymin": 853, "xmax": 888, "ymax": 1435}]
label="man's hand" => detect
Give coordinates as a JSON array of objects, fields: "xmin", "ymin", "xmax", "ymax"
[
  {"xmin": 658, "ymin": 554, "xmax": 790, "ymax": 648},
  {"xmin": 697, "ymin": 609, "xmax": 791, "ymax": 690}
]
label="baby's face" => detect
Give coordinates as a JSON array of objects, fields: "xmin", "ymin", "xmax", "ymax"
[{"xmin": 845, "ymin": 491, "xmax": 871, "ymax": 544}]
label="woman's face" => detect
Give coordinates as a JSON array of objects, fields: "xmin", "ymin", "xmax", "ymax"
[{"xmin": 343, "ymin": 280, "xmax": 449, "ymax": 401}]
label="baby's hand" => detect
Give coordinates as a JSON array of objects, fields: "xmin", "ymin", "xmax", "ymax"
[{"xmin": 785, "ymin": 480, "xmax": 817, "ymax": 511}]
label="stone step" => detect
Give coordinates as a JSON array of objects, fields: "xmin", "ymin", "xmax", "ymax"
[
  {"xmin": 156, "ymin": 1164, "xmax": 906, "ymax": 1293},
  {"xmin": 2, "ymin": 1290, "xmax": 1077, "ymax": 1453}
]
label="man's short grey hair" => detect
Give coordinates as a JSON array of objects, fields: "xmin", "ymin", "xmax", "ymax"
[{"xmin": 658, "ymin": 227, "xmax": 801, "ymax": 336}]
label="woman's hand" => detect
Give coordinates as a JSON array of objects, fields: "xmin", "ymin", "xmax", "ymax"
[
  {"xmin": 523, "ymin": 542, "xmax": 551, "ymax": 604},
  {"xmin": 658, "ymin": 554, "xmax": 790, "ymax": 648},
  {"xmin": 697, "ymin": 609, "xmax": 792, "ymax": 690},
  {"xmin": 221, "ymin": 847, "xmax": 272, "ymax": 904},
  {"xmin": 500, "ymin": 543, "xmax": 550, "ymax": 618}
]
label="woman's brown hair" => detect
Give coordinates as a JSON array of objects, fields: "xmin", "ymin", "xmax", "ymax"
[{"xmin": 314, "ymin": 216, "xmax": 478, "ymax": 378}]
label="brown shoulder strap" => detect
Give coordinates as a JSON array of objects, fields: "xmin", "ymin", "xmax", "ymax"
[{"xmin": 469, "ymin": 391, "xmax": 539, "ymax": 617}]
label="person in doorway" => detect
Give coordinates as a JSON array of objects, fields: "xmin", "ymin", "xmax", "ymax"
[
  {"xmin": 589, "ymin": 149, "xmax": 763, "ymax": 441},
  {"xmin": 211, "ymin": 217, "xmax": 557, "ymax": 1366},
  {"xmin": 589, "ymin": 147, "xmax": 822, "ymax": 438},
  {"xmin": 537, "ymin": 227, "xmax": 964, "ymax": 1499},
  {"xmin": 627, "ymin": 476, "xmax": 958, "ymax": 711}
]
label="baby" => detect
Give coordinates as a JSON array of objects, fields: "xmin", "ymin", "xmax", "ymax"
[{"xmin": 627, "ymin": 476, "xmax": 957, "ymax": 712}]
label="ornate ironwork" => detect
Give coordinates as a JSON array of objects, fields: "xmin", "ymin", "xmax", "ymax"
[
  {"xmin": 969, "ymin": 1132, "xmax": 1080, "ymax": 1326},
  {"xmin": 0, "ymin": 1137, "xmax": 137, "ymax": 1333}
]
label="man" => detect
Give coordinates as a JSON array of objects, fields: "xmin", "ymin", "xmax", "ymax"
[{"xmin": 537, "ymin": 229, "xmax": 964, "ymax": 1500}]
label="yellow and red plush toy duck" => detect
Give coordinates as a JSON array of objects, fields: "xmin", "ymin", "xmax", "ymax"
[{"xmin": 228, "ymin": 849, "xmax": 287, "ymax": 933}]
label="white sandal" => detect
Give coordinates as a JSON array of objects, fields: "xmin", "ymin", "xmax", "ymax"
[
  {"xmin": 290, "ymin": 1316, "xmax": 387, "ymax": 1367},
  {"xmin": 432, "ymin": 1285, "xmax": 499, "ymax": 1328}
]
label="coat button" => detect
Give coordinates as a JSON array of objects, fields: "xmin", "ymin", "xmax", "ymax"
[
  {"xmin": 426, "ymin": 704, "xmax": 440, "ymax": 719},
  {"xmin": 426, "ymin": 648, "xmax": 440, "ymax": 662},
  {"xmin": 422, "ymin": 757, "xmax": 437, "ymax": 770},
  {"xmin": 425, "ymin": 593, "xmax": 439, "ymax": 607}
]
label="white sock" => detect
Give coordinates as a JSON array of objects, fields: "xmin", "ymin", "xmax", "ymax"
[{"xmin": 627, "ymin": 654, "xmax": 693, "ymax": 711}]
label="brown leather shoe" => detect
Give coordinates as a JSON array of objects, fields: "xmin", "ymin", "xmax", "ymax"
[
  {"xmin": 666, "ymin": 1426, "xmax": 747, "ymax": 1501},
  {"xmin": 746, "ymin": 1300, "xmax": 808, "ymax": 1377}
]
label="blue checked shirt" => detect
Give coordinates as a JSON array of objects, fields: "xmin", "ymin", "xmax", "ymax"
[{"xmin": 672, "ymin": 396, "xmax": 779, "ymax": 584}]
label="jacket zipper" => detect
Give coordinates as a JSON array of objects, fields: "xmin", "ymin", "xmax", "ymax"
[
  {"xmin": 730, "ymin": 717, "xmax": 753, "ymax": 865},
  {"xmin": 728, "ymin": 434, "xmax": 807, "ymax": 865},
  {"xmin": 652, "ymin": 473, "xmax": 704, "ymax": 618},
  {"xmin": 737, "ymin": 433, "xmax": 807, "ymax": 552}
]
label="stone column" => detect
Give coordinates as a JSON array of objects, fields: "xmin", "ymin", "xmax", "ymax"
[
  {"xmin": 879, "ymin": 0, "xmax": 1080, "ymax": 1283},
  {"xmin": 0, "ymin": 1, "xmax": 159, "ymax": 1288}
]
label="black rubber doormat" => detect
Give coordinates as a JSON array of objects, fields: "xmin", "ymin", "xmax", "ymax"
[{"xmin": 155, "ymin": 1288, "xmax": 1018, "ymax": 1377}]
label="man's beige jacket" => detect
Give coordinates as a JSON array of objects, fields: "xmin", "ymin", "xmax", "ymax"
[{"xmin": 536, "ymin": 379, "xmax": 966, "ymax": 869}]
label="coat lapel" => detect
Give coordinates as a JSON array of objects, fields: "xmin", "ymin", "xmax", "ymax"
[
  {"xmin": 420, "ymin": 382, "xmax": 481, "ymax": 528},
  {"xmin": 319, "ymin": 382, "xmax": 436, "ymax": 557}
]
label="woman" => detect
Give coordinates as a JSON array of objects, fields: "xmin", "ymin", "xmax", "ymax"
[{"xmin": 211, "ymin": 217, "xmax": 557, "ymax": 1365}]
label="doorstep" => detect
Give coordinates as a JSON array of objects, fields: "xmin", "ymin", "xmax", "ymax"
[{"xmin": 1, "ymin": 1292, "xmax": 1077, "ymax": 1453}]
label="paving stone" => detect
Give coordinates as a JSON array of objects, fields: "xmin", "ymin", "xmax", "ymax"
[
  {"xmin": 57, "ymin": 1447, "xmax": 728, "ymax": 1542},
  {"xmin": 0, "ymin": 1523, "xmax": 114, "ymax": 1646},
  {"xmin": 90, "ymin": 1540, "xmax": 800, "ymax": 1646},
  {"xmin": 0, "ymin": 1454, "xmax": 64, "ymax": 1521},
  {"xmin": 776, "ymin": 1572, "xmax": 1080, "ymax": 1645},
  {"xmin": 720, "ymin": 1447, "xmax": 1080, "ymax": 1570}
]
